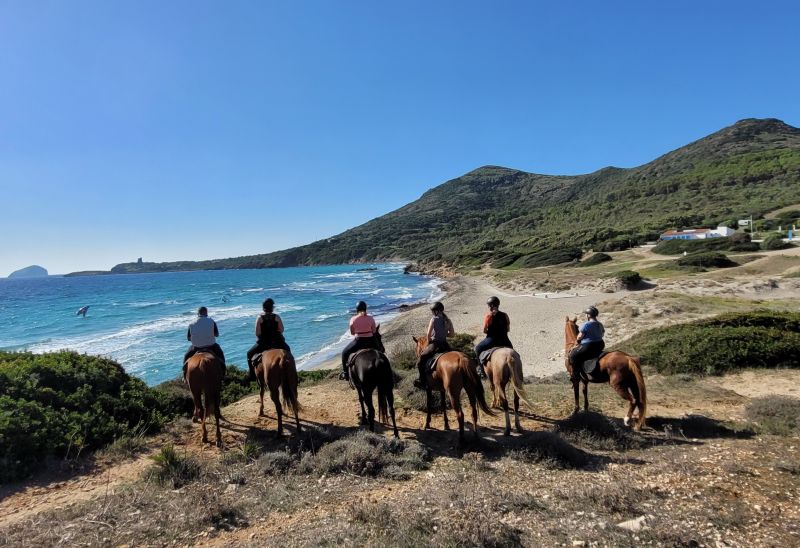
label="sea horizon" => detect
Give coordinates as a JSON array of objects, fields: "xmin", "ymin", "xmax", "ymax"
[{"xmin": 0, "ymin": 263, "xmax": 443, "ymax": 385}]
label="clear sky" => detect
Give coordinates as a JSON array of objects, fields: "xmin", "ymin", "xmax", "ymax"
[{"xmin": 1, "ymin": 1, "xmax": 799, "ymax": 275}]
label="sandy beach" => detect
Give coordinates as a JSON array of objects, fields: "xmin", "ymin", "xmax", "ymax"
[{"xmin": 312, "ymin": 275, "xmax": 617, "ymax": 377}]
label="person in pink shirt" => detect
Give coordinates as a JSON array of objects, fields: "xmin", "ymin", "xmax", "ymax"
[{"xmin": 340, "ymin": 300, "xmax": 378, "ymax": 380}]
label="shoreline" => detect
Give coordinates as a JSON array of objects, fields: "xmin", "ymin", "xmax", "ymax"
[{"xmin": 305, "ymin": 274, "xmax": 616, "ymax": 377}]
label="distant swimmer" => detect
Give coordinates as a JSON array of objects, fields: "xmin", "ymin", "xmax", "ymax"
[{"xmin": 77, "ymin": 306, "xmax": 90, "ymax": 317}]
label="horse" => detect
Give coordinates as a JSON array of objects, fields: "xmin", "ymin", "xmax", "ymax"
[
  {"xmin": 412, "ymin": 335, "xmax": 494, "ymax": 444},
  {"xmin": 564, "ymin": 317, "xmax": 647, "ymax": 430},
  {"xmin": 255, "ymin": 349, "xmax": 301, "ymax": 437},
  {"xmin": 185, "ymin": 352, "xmax": 223, "ymax": 446},
  {"xmin": 348, "ymin": 326, "xmax": 399, "ymax": 437},
  {"xmin": 484, "ymin": 347, "xmax": 531, "ymax": 435}
]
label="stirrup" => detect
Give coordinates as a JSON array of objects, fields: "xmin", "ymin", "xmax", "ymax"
[{"xmin": 339, "ymin": 371, "xmax": 349, "ymax": 381}]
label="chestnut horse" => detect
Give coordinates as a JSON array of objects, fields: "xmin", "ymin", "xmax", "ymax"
[
  {"xmin": 564, "ymin": 317, "xmax": 647, "ymax": 430},
  {"xmin": 348, "ymin": 326, "xmax": 399, "ymax": 437},
  {"xmin": 255, "ymin": 349, "xmax": 301, "ymax": 436},
  {"xmin": 413, "ymin": 336, "xmax": 493, "ymax": 443},
  {"xmin": 185, "ymin": 352, "xmax": 223, "ymax": 446},
  {"xmin": 485, "ymin": 347, "xmax": 531, "ymax": 435}
]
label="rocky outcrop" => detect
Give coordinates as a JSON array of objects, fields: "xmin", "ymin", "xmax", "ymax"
[{"xmin": 8, "ymin": 265, "xmax": 48, "ymax": 279}]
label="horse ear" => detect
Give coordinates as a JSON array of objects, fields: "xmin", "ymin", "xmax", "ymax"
[
  {"xmin": 412, "ymin": 336, "xmax": 418, "ymax": 343},
  {"xmin": 572, "ymin": 316, "xmax": 578, "ymax": 323},
  {"xmin": 565, "ymin": 316, "xmax": 569, "ymax": 322}
]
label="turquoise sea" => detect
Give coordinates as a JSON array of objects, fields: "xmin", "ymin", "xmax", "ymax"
[{"xmin": 0, "ymin": 264, "xmax": 442, "ymax": 385}]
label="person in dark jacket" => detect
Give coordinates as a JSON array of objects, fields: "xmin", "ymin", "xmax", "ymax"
[
  {"xmin": 414, "ymin": 301, "xmax": 455, "ymax": 389},
  {"xmin": 474, "ymin": 296, "xmax": 513, "ymax": 378},
  {"xmin": 568, "ymin": 306, "xmax": 605, "ymax": 371},
  {"xmin": 247, "ymin": 298, "xmax": 291, "ymax": 380}
]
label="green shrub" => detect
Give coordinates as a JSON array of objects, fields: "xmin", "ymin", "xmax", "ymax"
[
  {"xmin": 578, "ymin": 253, "xmax": 612, "ymax": 267},
  {"xmin": 745, "ymin": 396, "xmax": 800, "ymax": 436},
  {"xmin": 609, "ymin": 270, "xmax": 641, "ymax": 288},
  {"xmin": 147, "ymin": 444, "xmax": 200, "ymax": 488},
  {"xmin": 761, "ymin": 234, "xmax": 792, "ymax": 250},
  {"xmin": 654, "ymin": 236, "xmax": 740, "ymax": 255},
  {"xmin": 676, "ymin": 252, "xmax": 737, "ymax": 268},
  {"xmin": 617, "ymin": 311, "xmax": 800, "ymax": 375},
  {"xmin": 0, "ymin": 351, "xmax": 185, "ymax": 482},
  {"xmin": 513, "ymin": 247, "xmax": 582, "ymax": 268}
]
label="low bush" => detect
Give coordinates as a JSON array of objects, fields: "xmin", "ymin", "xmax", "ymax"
[
  {"xmin": 617, "ymin": 311, "xmax": 800, "ymax": 375},
  {"xmin": 578, "ymin": 252, "xmax": 612, "ymax": 267},
  {"xmin": 653, "ymin": 236, "xmax": 740, "ymax": 255},
  {"xmin": 147, "ymin": 444, "xmax": 201, "ymax": 488},
  {"xmin": 609, "ymin": 270, "xmax": 642, "ymax": 288},
  {"xmin": 513, "ymin": 247, "xmax": 582, "ymax": 268},
  {"xmin": 745, "ymin": 396, "xmax": 800, "ymax": 436},
  {"xmin": 761, "ymin": 234, "xmax": 793, "ymax": 250},
  {"xmin": 298, "ymin": 431, "xmax": 430, "ymax": 478},
  {"xmin": 508, "ymin": 431, "xmax": 591, "ymax": 469},
  {"xmin": 676, "ymin": 251, "xmax": 737, "ymax": 269},
  {"xmin": 0, "ymin": 351, "xmax": 186, "ymax": 482}
]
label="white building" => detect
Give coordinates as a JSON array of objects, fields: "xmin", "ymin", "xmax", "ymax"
[{"xmin": 660, "ymin": 226, "xmax": 736, "ymax": 241}]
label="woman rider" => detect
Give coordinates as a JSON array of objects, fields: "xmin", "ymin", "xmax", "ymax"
[
  {"xmin": 340, "ymin": 301, "xmax": 377, "ymax": 380},
  {"xmin": 569, "ymin": 306, "xmax": 605, "ymax": 373},
  {"xmin": 474, "ymin": 296, "xmax": 513, "ymax": 378},
  {"xmin": 246, "ymin": 298, "xmax": 291, "ymax": 380},
  {"xmin": 413, "ymin": 301, "xmax": 455, "ymax": 389}
]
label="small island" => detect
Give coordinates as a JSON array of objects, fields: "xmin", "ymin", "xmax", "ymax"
[{"xmin": 8, "ymin": 265, "xmax": 48, "ymax": 279}]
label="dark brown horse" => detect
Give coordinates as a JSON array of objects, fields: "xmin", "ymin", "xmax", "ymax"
[
  {"xmin": 255, "ymin": 349, "xmax": 301, "ymax": 436},
  {"xmin": 185, "ymin": 352, "xmax": 223, "ymax": 446},
  {"xmin": 484, "ymin": 347, "xmax": 530, "ymax": 435},
  {"xmin": 413, "ymin": 336, "xmax": 494, "ymax": 443},
  {"xmin": 564, "ymin": 317, "xmax": 647, "ymax": 430},
  {"xmin": 348, "ymin": 326, "xmax": 399, "ymax": 437}
]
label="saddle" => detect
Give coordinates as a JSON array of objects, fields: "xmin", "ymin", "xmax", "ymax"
[
  {"xmin": 347, "ymin": 348, "xmax": 373, "ymax": 368},
  {"xmin": 425, "ymin": 353, "xmax": 446, "ymax": 373},
  {"xmin": 581, "ymin": 352, "xmax": 608, "ymax": 380},
  {"xmin": 479, "ymin": 347, "xmax": 501, "ymax": 365}
]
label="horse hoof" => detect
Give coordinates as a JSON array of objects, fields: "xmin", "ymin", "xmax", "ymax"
[
  {"xmin": 216, "ymin": 440, "xmax": 222, "ymax": 448},
  {"xmin": 516, "ymin": 427, "xmax": 524, "ymax": 434},
  {"xmin": 623, "ymin": 417, "xmax": 630, "ymax": 426},
  {"xmin": 192, "ymin": 417, "xmax": 201, "ymax": 424},
  {"xmin": 504, "ymin": 429, "xmax": 511, "ymax": 437}
]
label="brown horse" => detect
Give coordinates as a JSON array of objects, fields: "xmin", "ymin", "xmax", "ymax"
[
  {"xmin": 564, "ymin": 317, "xmax": 647, "ymax": 430},
  {"xmin": 185, "ymin": 352, "xmax": 223, "ymax": 446},
  {"xmin": 485, "ymin": 347, "xmax": 531, "ymax": 435},
  {"xmin": 255, "ymin": 349, "xmax": 301, "ymax": 436},
  {"xmin": 413, "ymin": 336, "xmax": 494, "ymax": 443}
]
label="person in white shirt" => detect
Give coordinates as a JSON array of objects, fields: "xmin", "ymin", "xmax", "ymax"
[{"xmin": 183, "ymin": 306, "xmax": 226, "ymax": 380}]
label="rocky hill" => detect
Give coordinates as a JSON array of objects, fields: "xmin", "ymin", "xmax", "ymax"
[
  {"xmin": 95, "ymin": 118, "xmax": 800, "ymax": 275},
  {"xmin": 7, "ymin": 265, "xmax": 48, "ymax": 279}
]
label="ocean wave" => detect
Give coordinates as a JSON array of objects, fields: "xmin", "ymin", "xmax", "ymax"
[{"xmin": 242, "ymin": 288, "xmax": 265, "ymax": 293}]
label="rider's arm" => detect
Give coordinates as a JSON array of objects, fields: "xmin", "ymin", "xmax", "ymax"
[
  {"xmin": 213, "ymin": 322, "xmax": 219, "ymax": 337},
  {"xmin": 507, "ymin": 314, "xmax": 511, "ymax": 333},
  {"xmin": 187, "ymin": 327, "xmax": 192, "ymax": 342},
  {"xmin": 445, "ymin": 316, "xmax": 455, "ymax": 337},
  {"xmin": 276, "ymin": 315, "xmax": 284, "ymax": 333},
  {"xmin": 349, "ymin": 316, "xmax": 356, "ymax": 336},
  {"xmin": 426, "ymin": 318, "xmax": 434, "ymax": 339},
  {"xmin": 483, "ymin": 313, "xmax": 491, "ymax": 334},
  {"xmin": 255, "ymin": 316, "xmax": 262, "ymax": 339}
]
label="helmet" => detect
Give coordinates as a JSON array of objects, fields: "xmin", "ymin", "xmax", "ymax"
[
  {"xmin": 263, "ymin": 298, "xmax": 275, "ymax": 311},
  {"xmin": 430, "ymin": 301, "xmax": 444, "ymax": 312},
  {"xmin": 356, "ymin": 300, "xmax": 368, "ymax": 312},
  {"xmin": 584, "ymin": 306, "xmax": 599, "ymax": 318},
  {"xmin": 487, "ymin": 296, "xmax": 500, "ymax": 307}
]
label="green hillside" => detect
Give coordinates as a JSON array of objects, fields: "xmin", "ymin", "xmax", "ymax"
[{"xmin": 98, "ymin": 118, "xmax": 800, "ymax": 274}]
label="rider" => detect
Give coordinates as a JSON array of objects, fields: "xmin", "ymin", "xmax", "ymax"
[
  {"xmin": 246, "ymin": 298, "xmax": 291, "ymax": 381},
  {"xmin": 413, "ymin": 301, "xmax": 455, "ymax": 389},
  {"xmin": 340, "ymin": 301, "xmax": 377, "ymax": 381},
  {"xmin": 183, "ymin": 306, "xmax": 226, "ymax": 380},
  {"xmin": 474, "ymin": 296, "xmax": 513, "ymax": 379},
  {"xmin": 568, "ymin": 306, "xmax": 605, "ymax": 371}
]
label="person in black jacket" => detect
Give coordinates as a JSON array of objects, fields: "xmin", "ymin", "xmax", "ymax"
[
  {"xmin": 473, "ymin": 296, "xmax": 513, "ymax": 378},
  {"xmin": 246, "ymin": 298, "xmax": 291, "ymax": 380}
]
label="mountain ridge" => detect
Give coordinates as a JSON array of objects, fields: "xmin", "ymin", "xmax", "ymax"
[{"xmin": 72, "ymin": 118, "xmax": 800, "ymax": 275}]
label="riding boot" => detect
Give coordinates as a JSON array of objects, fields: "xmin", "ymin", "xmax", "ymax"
[
  {"xmin": 247, "ymin": 359, "xmax": 256, "ymax": 382},
  {"xmin": 182, "ymin": 362, "xmax": 188, "ymax": 384},
  {"xmin": 413, "ymin": 360, "xmax": 428, "ymax": 389},
  {"xmin": 476, "ymin": 360, "xmax": 488, "ymax": 379},
  {"xmin": 339, "ymin": 364, "xmax": 350, "ymax": 381}
]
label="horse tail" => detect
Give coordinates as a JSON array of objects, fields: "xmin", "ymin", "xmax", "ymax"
[
  {"xmin": 508, "ymin": 351, "xmax": 532, "ymax": 408},
  {"xmin": 629, "ymin": 356, "xmax": 647, "ymax": 428},
  {"xmin": 280, "ymin": 353, "xmax": 302, "ymax": 416},
  {"xmin": 377, "ymin": 357, "xmax": 391, "ymax": 425},
  {"xmin": 462, "ymin": 355, "xmax": 494, "ymax": 416}
]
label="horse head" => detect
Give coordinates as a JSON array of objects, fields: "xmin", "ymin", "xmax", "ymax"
[
  {"xmin": 565, "ymin": 316, "xmax": 579, "ymax": 342},
  {"xmin": 374, "ymin": 324, "xmax": 386, "ymax": 354},
  {"xmin": 411, "ymin": 335, "xmax": 429, "ymax": 357}
]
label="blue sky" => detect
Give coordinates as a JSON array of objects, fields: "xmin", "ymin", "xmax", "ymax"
[{"xmin": 1, "ymin": 1, "xmax": 799, "ymax": 275}]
